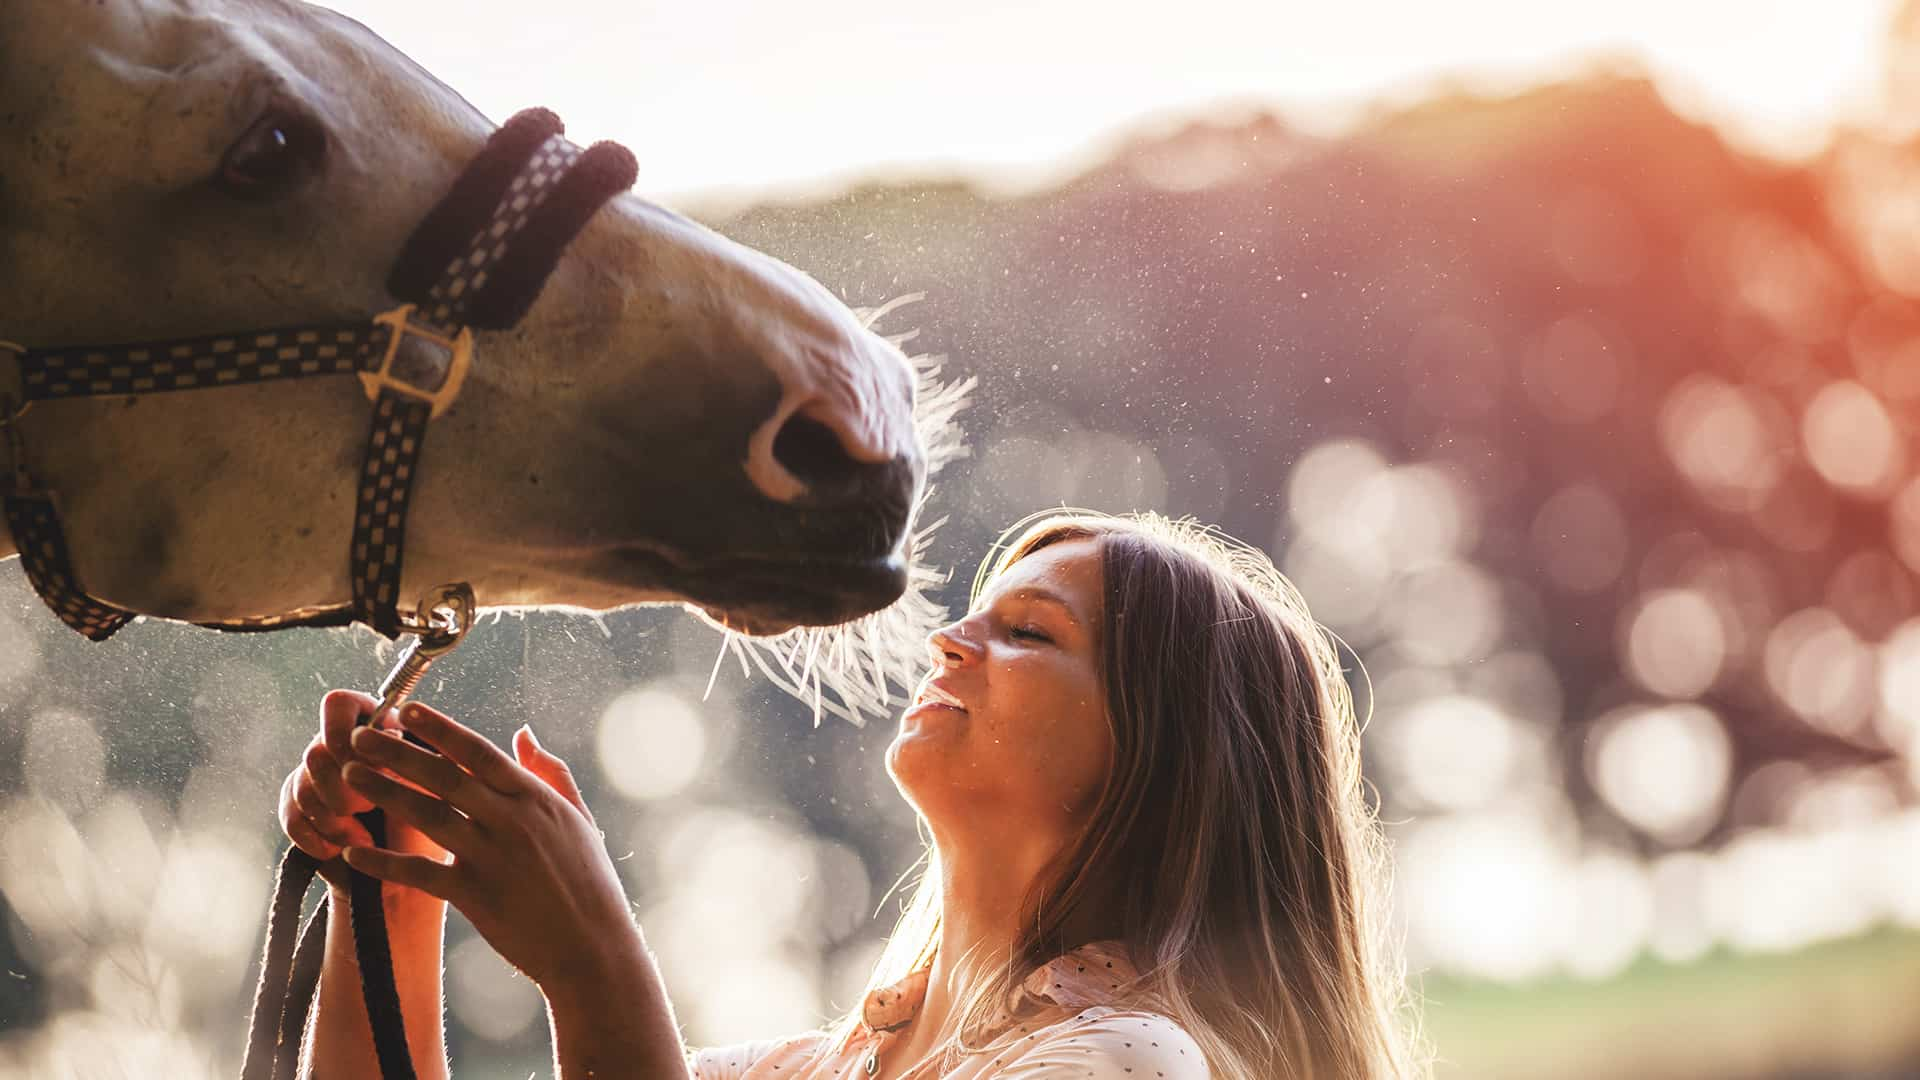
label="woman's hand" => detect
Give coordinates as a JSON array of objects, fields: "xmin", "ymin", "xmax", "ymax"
[
  {"xmin": 278, "ymin": 689, "xmax": 446, "ymax": 891},
  {"xmin": 335, "ymin": 700, "xmax": 645, "ymax": 999}
]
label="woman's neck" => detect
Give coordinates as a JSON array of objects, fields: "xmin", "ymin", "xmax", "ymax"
[{"xmin": 905, "ymin": 827, "xmax": 1115, "ymax": 1058}]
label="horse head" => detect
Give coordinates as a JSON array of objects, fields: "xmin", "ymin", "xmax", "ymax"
[{"xmin": 0, "ymin": 0, "xmax": 947, "ymax": 644}]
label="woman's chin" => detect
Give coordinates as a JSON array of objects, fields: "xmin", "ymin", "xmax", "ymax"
[
  {"xmin": 889, "ymin": 716, "xmax": 967, "ymax": 758},
  {"xmin": 885, "ymin": 714, "xmax": 967, "ymax": 787}
]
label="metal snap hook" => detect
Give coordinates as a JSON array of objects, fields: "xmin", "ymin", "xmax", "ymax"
[{"xmin": 373, "ymin": 581, "xmax": 478, "ymax": 720}]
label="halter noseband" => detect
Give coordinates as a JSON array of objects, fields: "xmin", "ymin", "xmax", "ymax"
[{"xmin": 0, "ymin": 107, "xmax": 637, "ymax": 640}]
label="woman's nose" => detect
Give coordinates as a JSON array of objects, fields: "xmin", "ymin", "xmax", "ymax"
[{"xmin": 926, "ymin": 622, "xmax": 980, "ymax": 667}]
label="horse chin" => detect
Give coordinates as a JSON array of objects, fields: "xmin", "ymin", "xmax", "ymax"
[
  {"xmin": 694, "ymin": 607, "xmax": 801, "ymax": 638},
  {"xmin": 696, "ymin": 554, "xmax": 911, "ymax": 634},
  {"xmin": 598, "ymin": 546, "xmax": 910, "ymax": 635}
]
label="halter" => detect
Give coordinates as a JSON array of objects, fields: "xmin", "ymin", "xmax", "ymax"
[{"xmin": 0, "ymin": 107, "xmax": 637, "ymax": 640}]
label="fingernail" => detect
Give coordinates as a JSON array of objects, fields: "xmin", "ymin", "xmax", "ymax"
[{"xmin": 521, "ymin": 724, "xmax": 541, "ymax": 749}]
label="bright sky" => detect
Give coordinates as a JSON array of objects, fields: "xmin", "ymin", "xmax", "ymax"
[{"xmin": 321, "ymin": 0, "xmax": 1899, "ymax": 207}]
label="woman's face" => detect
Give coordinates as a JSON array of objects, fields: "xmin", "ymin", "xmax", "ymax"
[{"xmin": 886, "ymin": 537, "xmax": 1114, "ymax": 833}]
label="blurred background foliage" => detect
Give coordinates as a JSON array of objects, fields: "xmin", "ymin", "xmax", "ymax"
[{"xmin": 8, "ymin": 5, "xmax": 1920, "ymax": 1079}]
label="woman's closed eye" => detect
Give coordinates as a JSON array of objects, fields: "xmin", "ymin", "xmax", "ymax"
[{"xmin": 1009, "ymin": 625, "xmax": 1051, "ymax": 643}]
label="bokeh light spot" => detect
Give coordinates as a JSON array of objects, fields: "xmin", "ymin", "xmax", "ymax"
[
  {"xmin": 1383, "ymin": 560, "xmax": 1504, "ymax": 666},
  {"xmin": 1764, "ymin": 607, "xmax": 1875, "ymax": 737},
  {"xmin": 597, "ymin": 686, "xmax": 708, "ymax": 801},
  {"xmin": 1396, "ymin": 810, "xmax": 1573, "ymax": 981},
  {"xmin": 1875, "ymin": 617, "xmax": 1920, "ymax": 752},
  {"xmin": 1587, "ymin": 703, "xmax": 1732, "ymax": 845},
  {"xmin": 1377, "ymin": 695, "xmax": 1530, "ymax": 811},
  {"xmin": 1802, "ymin": 380, "xmax": 1903, "ymax": 496},
  {"xmin": 448, "ymin": 934, "xmax": 544, "ymax": 1042},
  {"xmin": 1658, "ymin": 375, "xmax": 1785, "ymax": 512},
  {"xmin": 1621, "ymin": 588, "xmax": 1727, "ymax": 699}
]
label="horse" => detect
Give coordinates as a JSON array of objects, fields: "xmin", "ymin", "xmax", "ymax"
[
  {"xmin": 1, "ymin": 2, "xmax": 969, "ymax": 1075},
  {"xmin": 0, "ymin": 0, "xmax": 963, "ymax": 670}
]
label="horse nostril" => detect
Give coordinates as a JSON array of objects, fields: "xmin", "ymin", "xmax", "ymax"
[
  {"xmin": 772, "ymin": 412, "xmax": 862, "ymax": 496},
  {"xmin": 766, "ymin": 410, "xmax": 919, "ymax": 525}
]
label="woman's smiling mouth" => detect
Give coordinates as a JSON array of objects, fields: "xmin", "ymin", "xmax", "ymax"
[{"xmin": 905, "ymin": 680, "xmax": 969, "ymax": 719}]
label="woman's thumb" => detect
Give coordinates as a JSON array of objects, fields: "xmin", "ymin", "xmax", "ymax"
[{"xmin": 515, "ymin": 725, "xmax": 590, "ymax": 817}]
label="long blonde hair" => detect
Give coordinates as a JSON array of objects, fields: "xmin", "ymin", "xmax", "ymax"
[{"xmin": 812, "ymin": 511, "xmax": 1432, "ymax": 1078}]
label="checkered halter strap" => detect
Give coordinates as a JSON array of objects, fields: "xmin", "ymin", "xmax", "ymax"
[{"xmin": 0, "ymin": 108, "xmax": 637, "ymax": 640}]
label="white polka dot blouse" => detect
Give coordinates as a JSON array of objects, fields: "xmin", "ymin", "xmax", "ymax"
[{"xmin": 684, "ymin": 940, "xmax": 1209, "ymax": 1080}]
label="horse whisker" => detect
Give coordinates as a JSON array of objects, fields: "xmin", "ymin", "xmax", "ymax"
[{"xmin": 714, "ymin": 313, "xmax": 971, "ymax": 726}]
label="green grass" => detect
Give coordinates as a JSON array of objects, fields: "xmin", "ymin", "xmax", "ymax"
[{"xmin": 1415, "ymin": 926, "xmax": 1920, "ymax": 1079}]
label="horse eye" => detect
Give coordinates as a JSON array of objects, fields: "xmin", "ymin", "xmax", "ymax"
[{"xmin": 217, "ymin": 109, "xmax": 324, "ymax": 198}]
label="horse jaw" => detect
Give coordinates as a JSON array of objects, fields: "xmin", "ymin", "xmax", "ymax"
[{"xmin": 0, "ymin": 0, "xmax": 949, "ymax": 644}]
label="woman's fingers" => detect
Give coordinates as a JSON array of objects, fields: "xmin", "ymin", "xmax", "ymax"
[
  {"xmin": 284, "ymin": 805, "xmax": 343, "ymax": 861},
  {"xmin": 281, "ymin": 770, "xmax": 348, "ymax": 856},
  {"xmin": 286, "ymin": 763, "xmax": 373, "ymax": 846},
  {"xmin": 340, "ymin": 844, "xmax": 460, "ymax": 903},
  {"xmin": 395, "ymin": 703, "xmax": 530, "ymax": 797},
  {"xmin": 349, "ymin": 727, "xmax": 498, "ymax": 819},
  {"xmin": 291, "ymin": 773, "xmax": 345, "ymax": 840},
  {"xmin": 343, "ymin": 760, "xmax": 477, "ymax": 855},
  {"xmin": 321, "ymin": 687, "xmax": 390, "ymax": 762},
  {"xmin": 513, "ymin": 726, "xmax": 592, "ymax": 821},
  {"xmin": 303, "ymin": 737, "xmax": 372, "ymax": 816}
]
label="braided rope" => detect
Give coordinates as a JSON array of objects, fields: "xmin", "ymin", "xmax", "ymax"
[
  {"xmin": 276, "ymin": 899, "xmax": 330, "ymax": 1080},
  {"xmin": 241, "ymin": 848, "xmax": 323, "ymax": 1080},
  {"xmin": 349, "ymin": 809, "xmax": 418, "ymax": 1080}
]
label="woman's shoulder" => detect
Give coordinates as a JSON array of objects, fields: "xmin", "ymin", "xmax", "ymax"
[
  {"xmin": 685, "ymin": 1028, "xmax": 833, "ymax": 1080},
  {"xmin": 994, "ymin": 1006, "xmax": 1209, "ymax": 1079}
]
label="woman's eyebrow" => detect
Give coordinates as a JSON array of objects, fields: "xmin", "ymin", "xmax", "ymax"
[{"xmin": 988, "ymin": 586, "xmax": 1083, "ymax": 627}]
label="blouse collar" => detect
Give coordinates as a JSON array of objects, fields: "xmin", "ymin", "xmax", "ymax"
[{"xmin": 856, "ymin": 939, "xmax": 1140, "ymax": 1037}]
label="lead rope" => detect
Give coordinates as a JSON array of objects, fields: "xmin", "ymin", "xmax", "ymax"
[{"xmin": 241, "ymin": 583, "xmax": 474, "ymax": 1080}]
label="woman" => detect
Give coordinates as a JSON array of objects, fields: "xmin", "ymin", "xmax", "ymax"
[{"xmin": 279, "ymin": 512, "xmax": 1431, "ymax": 1079}]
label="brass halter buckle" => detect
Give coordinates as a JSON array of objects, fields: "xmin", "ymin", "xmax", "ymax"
[{"xmin": 361, "ymin": 304, "xmax": 473, "ymax": 420}]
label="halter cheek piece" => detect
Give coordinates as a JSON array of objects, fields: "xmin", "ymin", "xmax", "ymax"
[
  {"xmin": 0, "ymin": 107, "xmax": 637, "ymax": 641},
  {"xmin": 3, "ymin": 108, "xmax": 637, "ymax": 1080}
]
